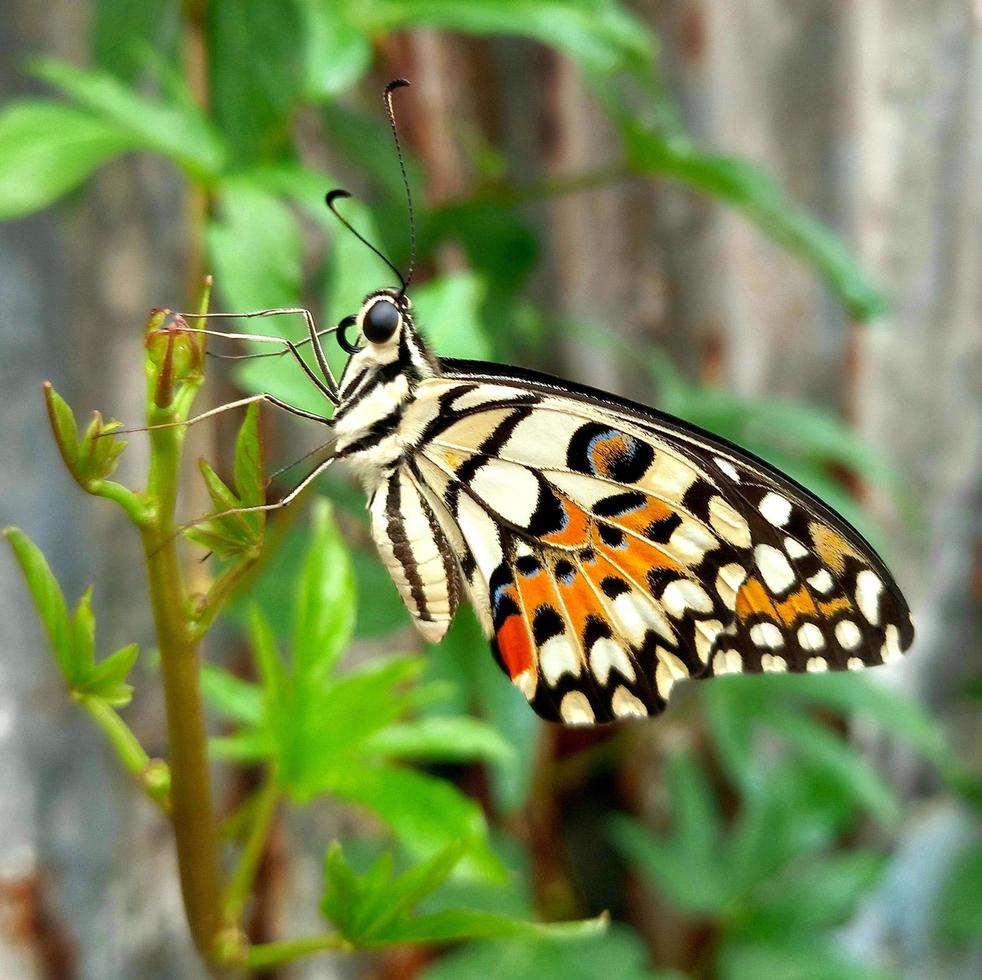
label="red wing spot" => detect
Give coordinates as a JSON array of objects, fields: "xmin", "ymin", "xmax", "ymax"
[{"xmin": 496, "ymin": 615, "xmax": 534, "ymax": 680}]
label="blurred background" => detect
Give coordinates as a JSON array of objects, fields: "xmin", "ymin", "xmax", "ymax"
[{"xmin": 1, "ymin": 1, "xmax": 980, "ymax": 978}]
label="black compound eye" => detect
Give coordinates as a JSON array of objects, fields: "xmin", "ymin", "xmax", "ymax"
[
  {"xmin": 336, "ymin": 315, "xmax": 360, "ymax": 354},
  {"xmin": 363, "ymin": 300, "xmax": 401, "ymax": 343}
]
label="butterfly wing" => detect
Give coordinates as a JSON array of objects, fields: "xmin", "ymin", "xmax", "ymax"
[{"xmin": 399, "ymin": 363, "xmax": 914, "ymax": 725}]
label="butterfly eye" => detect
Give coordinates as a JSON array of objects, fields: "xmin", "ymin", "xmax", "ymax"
[
  {"xmin": 363, "ymin": 299, "xmax": 401, "ymax": 344},
  {"xmin": 337, "ymin": 315, "xmax": 360, "ymax": 354}
]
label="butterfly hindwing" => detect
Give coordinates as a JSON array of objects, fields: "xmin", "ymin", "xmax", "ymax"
[{"xmin": 394, "ymin": 368, "xmax": 914, "ymax": 724}]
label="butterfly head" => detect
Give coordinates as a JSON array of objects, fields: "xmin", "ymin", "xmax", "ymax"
[{"xmin": 334, "ymin": 288, "xmax": 438, "ymax": 399}]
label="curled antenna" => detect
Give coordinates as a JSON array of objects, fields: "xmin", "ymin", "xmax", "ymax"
[
  {"xmin": 325, "ymin": 189, "xmax": 407, "ymax": 293},
  {"xmin": 384, "ymin": 78, "xmax": 416, "ymax": 294}
]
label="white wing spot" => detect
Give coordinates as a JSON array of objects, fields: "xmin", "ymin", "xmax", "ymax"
[
  {"xmin": 715, "ymin": 563, "xmax": 747, "ymax": 608},
  {"xmin": 750, "ymin": 622, "xmax": 784, "ymax": 649},
  {"xmin": 662, "ymin": 579, "xmax": 714, "ymax": 618},
  {"xmin": 655, "ymin": 648, "xmax": 690, "ymax": 699},
  {"xmin": 806, "ymin": 656, "xmax": 829, "ymax": 672},
  {"xmin": 714, "ymin": 457, "xmax": 740, "ymax": 482},
  {"xmin": 539, "ymin": 636, "xmax": 580, "ymax": 685},
  {"xmin": 709, "ymin": 496, "xmax": 752, "ymax": 548},
  {"xmin": 784, "ymin": 536, "xmax": 809, "ymax": 559},
  {"xmin": 695, "ymin": 619, "xmax": 723, "ymax": 664},
  {"xmin": 835, "ymin": 619, "xmax": 863, "ymax": 651},
  {"xmin": 667, "ymin": 520, "xmax": 718, "ymax": 565},
  {"xmin": 513, "ymin": 669, "xmax": 537, "ymax": 700},
  {"xmin": 856, "ymin": 570, "xmax": 883, "ymax": 625},
  {"xmin": 847, "ymin": 657, "xmax": 865, "ymax": 671},
  {"xmin": 589, "ymin": 638, "xmax": 635, "ymax": 685},
  {"xmin": 759, "ymin": 492, "xmax": 792, "ymax": 527},
  {"xmin": 612, "ymin": 686, "xmax": 647, "ymax": 719},
  {"xmin": 761, "ymin": 653, "xmax": 788, "ymax": 672},
  {"xmin": 754, "ymin": 544, "xmax": 796, "ymax": 594},
  {"xmin": 713, "ymin": 649, "xmax": 743, "ymax": 674},
  {"xmin": 881, "ymin": 624, "xmax": 903, "ymax": 663},
  {"xmin": 807, "ymin": 569, "xmax": 834, "ymax": 595},
  {"xmin": 560, "ymin": 690, "xmax": 595, "ymax": 726},
  {"xmin": 797, "ymin": 623, "xmax": 825, "ymax": 651}
]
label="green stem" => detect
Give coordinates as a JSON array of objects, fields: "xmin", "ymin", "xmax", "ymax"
[
  {"xmin": 246, "ymin": 932, "xmax": 352, "ymax": 970},
  {"xmin": 190, "ymin": 552, "xmax": 261, "ymax": 641},
  {"xmin": 141, "ymin": 393, "xmax": 223, "ymax": 959},
  {"xmin": 89, "ymin": 479, "xmax": 149, "ymax": 525},
  {"xmin": 77, "ymin": 695, "xmax": 171, "ymax": 810},
  {"xmin": 223, "ymin": 775, "xmax": 280, "ymax": 922}
]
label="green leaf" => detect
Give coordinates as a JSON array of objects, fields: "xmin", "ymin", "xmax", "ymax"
[
  {"xmin": 0, "ymin": 100, "xmax": 137, "ymax": 219},
  {"xmin": 232, "ymin": 402, "xmax": 264, "ymax": 508},
  {"xmin": 77, "ymin": 412, "xmax": 127, "ymax": 485},
  {"xmin": 748, "ymin": 851, "xmax": 884, "ymax": 934},
  {"xmin": 76, "ymin": 643, "xmax": 139, "ymax": 706},
  {"xmin": 248, "ymin": 604, "xmax": 286, "ymax": 707},
  {"xmin": 291, "ymin": 499, "xmax": 356, "ymax": 683},
  {"xmin": 4, "ymin": 528, "xmax": 138, "ymax": 705},
  {"xmin": 765, "ymin": 708, "xmax": 900, "ymax": 826},
  {"xmin": 184, "ymin": 457, "xmax": 261, "ymax": 559},
  {"xmin": 617, "ymin": 117, "xmax": 886, "ymax": 320},
  {"xmin": 43, "ymin": 384, "xmax": 81, "ymax": 476},
  {"xmin": 207, "ymin": 180, "xmax": 303, "ymax": 312},
  {"xmin": 374, "ymin": 0, "xmax": 652, "ymax": 75},
  {"xmin": 31, "ymin": 57, "xmax": 224, "ymax": 178},
  {"xmin": 321, "ymin": 837, "xmax": 604, "ymax": 949},
  {"xmin": 72, "ymin": 589, "xmax": 97, "ymax": 675},
  {"xmin": 323, "ymin": 764, "xmax": 505, "ymax": 882},
  {"xmin": 200, "ymin": 664, "xmax": 264, "ymax": 727},
  {"xmin": 378, "ymin": 907, "xmax": 607, "ymax": 946},
  {"xmin": 91, "ymin": 0, "xmax": 181, "ymax": 82},
  {"xmin": 206, "ymin": 0, "xmax": 306, "ymax": 161},
  {"xmin": 275, "ymin": 656, "xmax": 423, "ymax": 796},
  {"xmin": 4, "ymin": 527, "xmax": 74, "ymax": 679},
  {"xmin": 423, "ymin": 925, "xmax": 680, "ymax": 980},
  {"xmin": 938, "ymin": 841, "xmax": 982, "ymax": 940},
  {"xmin": 300, "ymin": 0, "xmax": 373, "ymax": 98},
  {"xmin": 719, "ymin": 939, "xmax": 891, "ymax": 980},
  {"xmin": 413, "ymin": 274, "xmax": 492, "ymax": 360},
  {"xmin": 322, "ymin": 838, "xmax": 468, "ymax": 943},
  {"xmin": 365, "ymin": 716, "xmax": 515, "ymax": 765}
]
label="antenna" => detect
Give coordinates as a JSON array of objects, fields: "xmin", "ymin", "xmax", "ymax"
[
  {"xmin": 384, "ymin": 78, "xmax": 416, "ymax": 293},
  {"xmin": 324, "ymin": 189, "xmax": 407, "ymax": 293}
]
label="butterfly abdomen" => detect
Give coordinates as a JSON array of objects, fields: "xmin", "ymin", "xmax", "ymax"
[{"xmin": 369, "ymin": 468, "xmax": 460, "ymax": 644}]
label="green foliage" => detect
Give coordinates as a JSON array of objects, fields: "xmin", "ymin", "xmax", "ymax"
[
  {"xmin": 203, "ymin": 501, "xmax": 505, "ymax": 879},
  {"xmin": 424, "ymin": 925, "xmax": 683, "ymax": 980},
  {"xmin": 322, "ymin": 839, "xmax": 604, "ymax": 947},
  {"xmin": 0, "ymin": 101, "xmax": 137, "ymax": 219},
  {"xmin": 610, "ymin": 753, "xmax": 888, "ymax": 980},
  {"xmin": 4, "ymin": 527, "xmax": 138, "ymax": 706},
  {"xmin": 185, "ymin": 403, "xmax": 265, "ymax": 558}
]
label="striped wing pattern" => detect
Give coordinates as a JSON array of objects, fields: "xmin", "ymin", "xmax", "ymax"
[{"xmin": 393, "ymin": 374, "xmax": 914, "ymax": 725}]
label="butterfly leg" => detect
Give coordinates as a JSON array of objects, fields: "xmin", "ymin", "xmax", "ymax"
[
  {"xmin": 172, "ymin": 307, "xmax": 341, "ymax": 401},
  {"xmin": 178, "ymin": 453, "xmax": 337, "ymax": 533},
  {"xmin": 108, "ymin": 392, "xmax": 333, "ymax": 436}
]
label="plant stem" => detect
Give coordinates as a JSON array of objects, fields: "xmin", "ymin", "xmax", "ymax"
[
  {"xmin": 223, "ymin": 774, "xmax": 280, "ymax": 922},
  {"xmin": 77, "ymin": 695, "xmax": 171, "ymax": 810},
  {"xmin": 141, "ymin": 371, "xmax": 224, "ymax": 958},
  {"xmin": 246, "ymin": 932, "xmax": 352, "ymax": 970}
]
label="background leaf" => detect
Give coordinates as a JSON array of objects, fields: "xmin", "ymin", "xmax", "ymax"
[{"xmin": 0, "ymin": 101, "xmax": 136, "ymax": 220}]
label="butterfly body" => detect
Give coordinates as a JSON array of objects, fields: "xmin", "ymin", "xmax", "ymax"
[{"xmin": 325, "ymin": 289, "xmax": 914, "ymax": 726}]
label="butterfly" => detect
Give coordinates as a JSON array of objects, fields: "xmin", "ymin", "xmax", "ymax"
[{"xmin": 187, "ymin": 81, "xmax": 914, "ymax": 726}]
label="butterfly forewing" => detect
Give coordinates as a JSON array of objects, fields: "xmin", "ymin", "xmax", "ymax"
[{"xmin": 391, "ymin": 363, "xmax": 914, "ymax": 725}]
